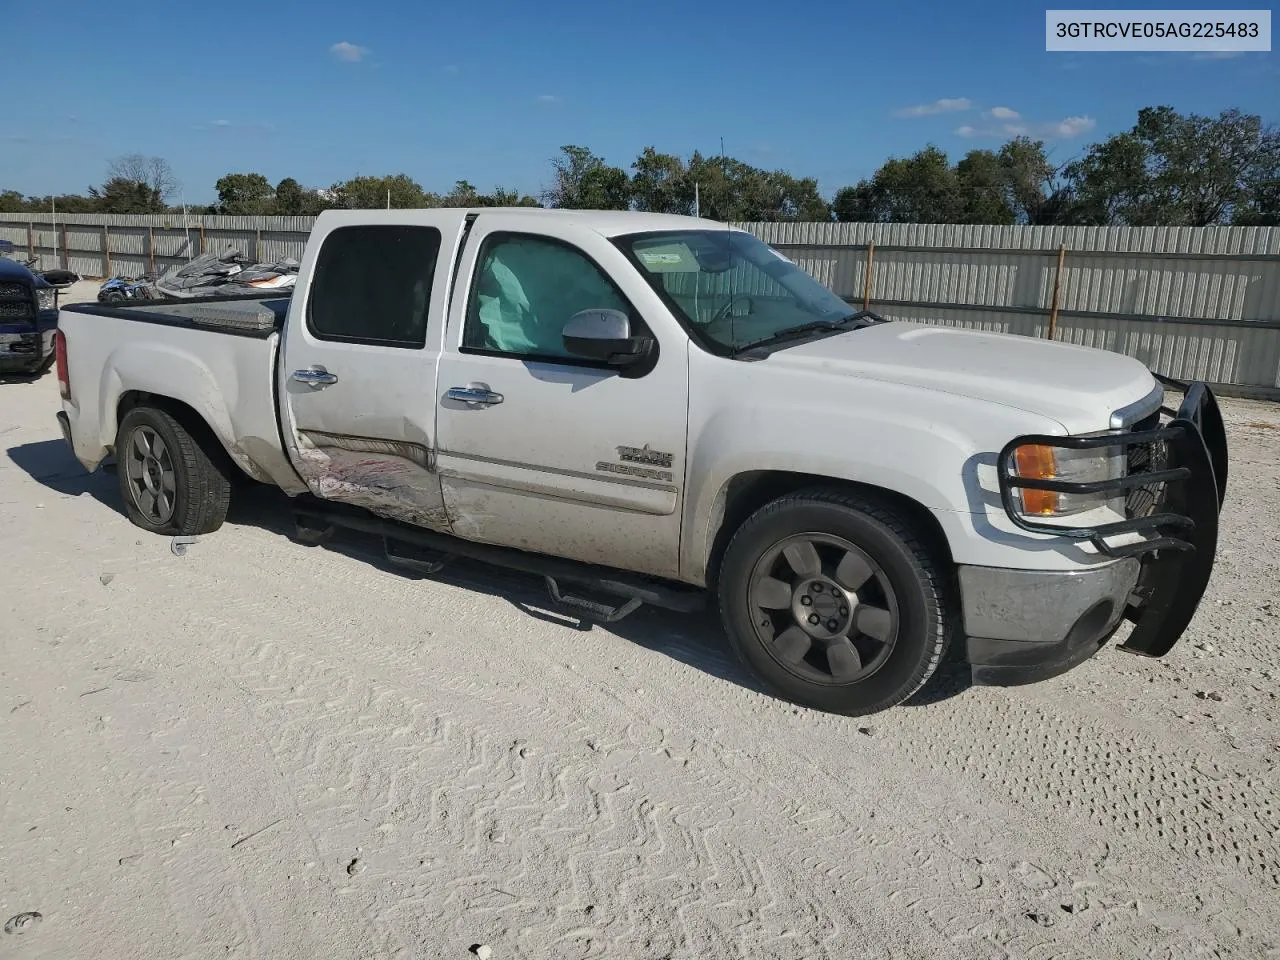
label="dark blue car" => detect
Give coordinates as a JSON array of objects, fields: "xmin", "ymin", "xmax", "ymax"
[{"xmin": 0, "ymin": 254, "xmax": 59, "ymax": 375}]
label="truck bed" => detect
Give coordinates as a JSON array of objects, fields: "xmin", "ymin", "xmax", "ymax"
[
  {"xmin": 65, "ymin": 293, "xmax": 290, "ymax": 337},
  {"xmin": 57, "ymin": 294, "xmax": 305, "ymax": 493}
]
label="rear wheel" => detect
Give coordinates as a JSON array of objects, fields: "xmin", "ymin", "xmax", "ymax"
[
  {"xmin": 717, "ymin": 489, "xmax": 953, "ymax": 716},
  {"xmin": 115, "ymin": 406, "xmax": 233, "ymax": 536}
]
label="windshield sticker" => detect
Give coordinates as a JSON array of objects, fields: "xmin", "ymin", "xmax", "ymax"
[{"xmin": 634, "ymin": 242, "xmax": 699, "ymax": 273}]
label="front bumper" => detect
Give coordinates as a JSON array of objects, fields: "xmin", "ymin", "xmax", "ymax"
[
  {"xmin": 0, "ymin": 331, "xmax": 47, "ymax": 371},
  {"xmin": 961, "ymin": 559, "xmax": 1139, "ymax": 684},
  {"xmin": 972, "ymin": 378, "xmax": 1228, "ymax": 684}
]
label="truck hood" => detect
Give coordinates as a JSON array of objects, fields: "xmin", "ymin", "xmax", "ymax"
[{"xmin": 764, "ymin": 321, "xmax": 1158, "ymax": 433}]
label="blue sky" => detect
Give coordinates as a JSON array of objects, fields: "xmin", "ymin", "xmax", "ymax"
[{"xmin": 5, "ymin": 0, "xmax": 1276, "ymax": 204}]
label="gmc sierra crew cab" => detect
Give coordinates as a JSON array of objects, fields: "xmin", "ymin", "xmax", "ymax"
[{"xmin": 52, "ymin": 208, "xmax": 1229, "ymax": 716}]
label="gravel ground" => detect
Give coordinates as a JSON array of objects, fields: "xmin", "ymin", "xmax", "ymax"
[{"xmin": 1, "ymin": 361, "xmax": 1278, "ymax": 960}]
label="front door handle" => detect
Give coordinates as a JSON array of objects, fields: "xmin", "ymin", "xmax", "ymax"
[
  {"xmin": 292, "ymin": 367, "xmax": 338, "ymax": 388},
  {"xmin": 445, "ymin": 383, "xmax": 504, "ymax": 407}
]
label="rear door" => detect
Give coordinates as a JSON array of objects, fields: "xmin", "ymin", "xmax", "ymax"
[
  {"xmin": 278, "ymin": 211, "xmax": 468, "ymax": 530},
  {"xmin": 434, "ymin": 214, "xmax": 690, "ymax": 579}
]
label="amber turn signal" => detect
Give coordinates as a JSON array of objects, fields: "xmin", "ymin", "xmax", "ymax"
[{"xmin": 1012, "ymin": 444, "xmax": 1059, "ymax": 515}]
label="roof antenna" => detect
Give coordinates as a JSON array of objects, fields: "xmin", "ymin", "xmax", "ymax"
[{"xmin": 720, "ymin": 136, "xmax": 738, "ymax": 345}]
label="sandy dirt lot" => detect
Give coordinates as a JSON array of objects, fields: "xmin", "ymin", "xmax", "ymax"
[{"xmin": 2, "ymin": 359, "xmax": 1278, "ymax": 959}]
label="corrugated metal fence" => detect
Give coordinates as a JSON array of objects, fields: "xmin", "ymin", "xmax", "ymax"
[{"xmin": 3, "ymin": 213, "xmax": 1278, "ymax": 399}]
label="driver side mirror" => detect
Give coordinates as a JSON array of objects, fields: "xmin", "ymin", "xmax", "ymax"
[{"xmin": 562, "ymin": 308, "xmax": 656, "ymax": 371}]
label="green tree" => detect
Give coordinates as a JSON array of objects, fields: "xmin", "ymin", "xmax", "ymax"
[
  {"xmin": 329, "ymin": 173, "xmax": 428, "ymax": 209},
  {"xmin": 543, "ymin": 146, "xmax": 631, "ymax": 209},
  {"xmin": 441, "ymin": 179, "xmax": 482, "ymax": 206},
  {"xmin": 955, "ymin": 150, "xmax": 1015, "ymax": 225},
  {"xmin": 831, "ymin": 183, "xmax": 878, "ymax": 222},
  {"xmin": 630, "ymin": 148, "xmax": 828, "ymax": 221},
  {"xmin": 272, "ymin": 177, "xmax": 326, "ymax": 215},
  {"xmin": 1064, "ymin": 106, "xmax": 1280, "ymax": 226},
  {"xmin": 834, "ymin": 138, "xmax": 1065, "ymax": 225},
  {"xmin": 105, "ymin": 154, "xmax": 178, "ymax": 205},
  {"xmin": 997, "ymin": 137, "xmax": 1060, "ymax": 224},
  {"xmin": 1232, "ymin": 176, "xmax": 1280, "ymax": 225},
  {"xmin": 484, "ymin": 186, "xmax": 541, "ymax": 207},
  {"xmin": 88, "ymin": 177, "xmax": 166, "ymax": 213},
  {"xmin": 215, "ymin": 172, "xmax": 275, "ymax": 215},
  {"xmin": 577, "ymin": 165, "xmax": 632, "ymax": 210},
  {"xmin": 630, "ymin": 147, "xmax": 692, "ymax": 214},
  {"xmin": 834, "ymin": 146, "xmax": 959, "ymax": 223}
]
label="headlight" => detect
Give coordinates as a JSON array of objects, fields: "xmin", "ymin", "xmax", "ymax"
[
  {"xmin": 36, "ymin": 288, "xmax": 57, "ymax": 311},
  {"xmin": 1007, "ymin": 442, "xmax": 1126, "ymax": 518}
]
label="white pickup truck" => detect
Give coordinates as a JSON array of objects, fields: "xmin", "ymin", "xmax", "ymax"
[{"xmin": 53, "ymin": 209, "xmax": 1229, "ymax": 715}]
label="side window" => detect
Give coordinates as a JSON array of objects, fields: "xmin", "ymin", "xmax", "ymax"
[
  {"xmin": 462, "ymin": 233, "xmax": 634, "ymax": 361},
  {"xmin": 308, "ymin": 225, "xmax": 441, "ymax": 347}
]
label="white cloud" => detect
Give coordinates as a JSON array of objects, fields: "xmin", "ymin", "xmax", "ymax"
[
  {"xmin": 211, "ymin": 119, "xmax": 231, "ymax": 127},
  {"xmin": 444, "ymin": 64, "xmax": 460, "ymax": 74},
  {"xmin": 988, "ymin": 106, "xmax": 1020, "ymax": 120},
  {"xmin": 893, "ymin": 97, "xmax": 972, "ymax": 118},
  {"xmin": 536, "ymin": 94, "xmax": 561, "ymax": 104},
  {"xmin": 1191, "ymin": 50, "xmax": 1245, "ymax": 60},
  {"xmin": 1053, "ymin": 115, "xmax": 1096, "ymax": 137},
  {"xmin": 957, "ymin": 114, "xmax": 1095, "ymax": 140},
  {"xmin": 330, "ymin": 41, "xmax": 370, "ymax": 63}
]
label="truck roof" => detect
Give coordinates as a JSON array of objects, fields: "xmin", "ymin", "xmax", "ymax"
[{"xmin": 314, "ymin": 207, "xmax": 732, "ymax": 239}]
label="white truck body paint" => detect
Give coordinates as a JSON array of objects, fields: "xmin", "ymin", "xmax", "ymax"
[{"xmin": 56, "ymin": 208, "xmax": 1161, "ymax": 588}]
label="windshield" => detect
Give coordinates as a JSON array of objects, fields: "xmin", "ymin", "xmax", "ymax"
[{"xmin": 614, "ymin": 229, "xmax": 857, "ymax": 353}]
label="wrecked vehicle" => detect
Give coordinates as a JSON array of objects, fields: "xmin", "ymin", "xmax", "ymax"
[
  {"xmin": 0, "ymin": 254, "xmax": 58, "ymax": 375},
  {"xmin": 52, "ymin": 209, "xmax": 1228, "ymax": 715},
  {"xmin": 151, "ymin": 249, "xmax": 299, "ymax": 299}
]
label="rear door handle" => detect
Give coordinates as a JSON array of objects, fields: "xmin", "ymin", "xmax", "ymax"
[
  {"xmin": 445, "ymin": 383, "xmax": 504, "ymax": 407},
  {"xmin": 292, "ymin": 367, "xmax": 338, "ymax": 388}
]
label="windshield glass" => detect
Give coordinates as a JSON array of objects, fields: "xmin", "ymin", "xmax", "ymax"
[{"xmin": 615, "ymin": 229, "xmax": 857, "ymax": 352}]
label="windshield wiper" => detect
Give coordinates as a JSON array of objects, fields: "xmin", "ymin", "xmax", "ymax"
[{"xmin": 732, "ymin": 311, "xmax": 880, "ymax": 356}]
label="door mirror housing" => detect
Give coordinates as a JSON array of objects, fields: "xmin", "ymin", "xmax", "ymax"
[{"xmin": 562, "ymin": 309, "xmax": 656, "ymax": 371}]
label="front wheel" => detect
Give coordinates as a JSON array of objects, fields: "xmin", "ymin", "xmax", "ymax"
[
  {"xmin": 115, "ymin": 406, "xmax": 233, "ymax": 536},
  {"xmin": 717, "ymin": 489, "xmax": 953, "ymax": 716}
]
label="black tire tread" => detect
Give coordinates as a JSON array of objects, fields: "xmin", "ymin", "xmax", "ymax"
[
  {"xmin": 717, "ymin": 486, "xmax": 954, "ymax": 716},
  {"xmin": 116, "ymin": 406, "xmax": 233, "ymax": 536}
]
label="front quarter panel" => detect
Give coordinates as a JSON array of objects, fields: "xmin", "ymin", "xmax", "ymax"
[{"xmin": 682, "ymin": 346, "xmax": 1108, "ymax": 585}]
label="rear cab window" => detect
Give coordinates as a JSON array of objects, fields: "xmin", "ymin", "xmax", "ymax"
[{"xmin": 308, "ymin": 225, "xmax": 442, "ymax": 348}]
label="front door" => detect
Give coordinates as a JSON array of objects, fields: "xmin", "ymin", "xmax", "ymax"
[
  {"xmin": 434, "ymin": 215, "xmax": 690, "ymax": 579},
  {"xmin": 278, "ymin": 212, "xmax": 467, "ymax": 530}
]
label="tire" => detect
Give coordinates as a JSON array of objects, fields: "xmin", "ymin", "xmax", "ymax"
[
  {"xmin": 115, "ymin": 406, "xmax": 233, "ymax": 536},
  {"xmin": 717, "ymin": 488, "xmax": 953, "ymax": 716}
]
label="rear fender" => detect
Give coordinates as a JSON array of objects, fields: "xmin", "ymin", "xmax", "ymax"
[{"xmin": 98, "ymin": 341, "xmax": 245, "ymax": 473}]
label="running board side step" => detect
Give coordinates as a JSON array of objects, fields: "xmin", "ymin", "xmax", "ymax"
[
  {"xmin": 545, "ymin": 576, "xmax": 643, "ymax": 624},
  {"xmin": 290, "ymin": 501, "xmax": 706, "ymax": 620}
]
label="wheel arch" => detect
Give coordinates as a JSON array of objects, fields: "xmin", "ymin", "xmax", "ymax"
[
  {"xmin": 701, "ymin": 470, "xmax": 955, "ymax": 592},
  {"xmin": 116, "ymin": 391, "xmax": 246, "ymax": 479}
]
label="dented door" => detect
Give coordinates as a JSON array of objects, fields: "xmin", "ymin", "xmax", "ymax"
[
  {"xmin": 434, "ymin": 216, "xmax": 690, "ymax": 579},
  {"xmin": 278, "ymin": 211, "xmax": 469, "ymax": 530}
]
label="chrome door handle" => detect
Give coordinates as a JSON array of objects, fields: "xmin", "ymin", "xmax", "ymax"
[
  {"xmin": 292, "ymin": 367, "xmax": 338, "ymax": 388},
  {"xmin": 445, "ymin": 384, "xmax": 504, "ymax": 407}
]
